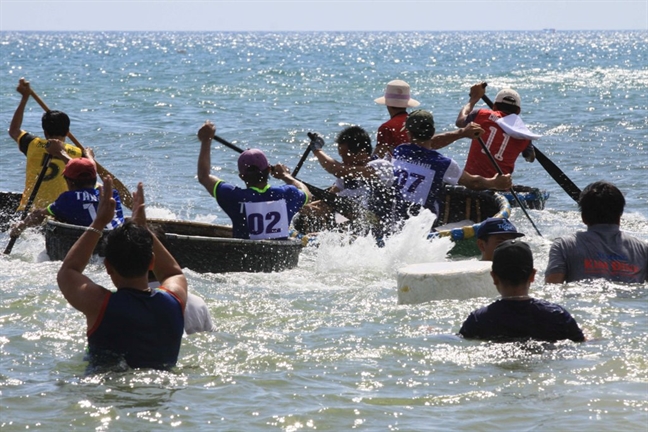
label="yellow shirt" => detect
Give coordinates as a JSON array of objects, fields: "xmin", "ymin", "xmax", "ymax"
[{"xmin": 17, "ymin": 131, "xmax": 83, "ymax": 211}]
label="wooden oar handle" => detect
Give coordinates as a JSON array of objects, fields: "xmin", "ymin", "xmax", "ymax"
[{"xmin": 480, "ymin": 83, "xmax": 495, "ymax": 108}]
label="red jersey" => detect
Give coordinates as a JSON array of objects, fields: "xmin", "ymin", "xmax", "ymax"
[
  {"xmin": 377, "ymin": 111, "xmax": 409, "ymax": 155},
  {"xmin": 464, "ymin": 109, "xmax": 531, "ymax": 177}
]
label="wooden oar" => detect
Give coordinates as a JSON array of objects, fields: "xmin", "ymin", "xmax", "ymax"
[
  {"xmin": 28, "ymin": 89, "xmax": 134, "ymax": 209},
  {"xmin": 212, "ymin": 134, "xmax": 354, "ymax": 215},
  {"xmin": 480, "ymin": 87, "xmax": 581, "ymax": 203},
  {"xmin": 4, "ymin": 155, "xmax": 52, "ymax": 254}
]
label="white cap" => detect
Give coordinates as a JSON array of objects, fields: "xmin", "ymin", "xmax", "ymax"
[{"xmin": 494, "ymin": 88, "xmax": 521, "ymax": 108}]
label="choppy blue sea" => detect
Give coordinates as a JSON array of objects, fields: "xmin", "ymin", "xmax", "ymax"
[{"xmin": 1, "ymin": 31, "xmax": 647, "ymax": 430}]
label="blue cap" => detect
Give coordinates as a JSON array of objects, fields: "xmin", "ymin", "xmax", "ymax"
[{"xmin": 476, "ymin": 218, "xmax": 525, "ymax": 239}]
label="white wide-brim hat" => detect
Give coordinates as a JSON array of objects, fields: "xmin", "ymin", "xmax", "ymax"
[{"xmin": 374, "ymin": 79, "xmax": 420, "ymax": 108}]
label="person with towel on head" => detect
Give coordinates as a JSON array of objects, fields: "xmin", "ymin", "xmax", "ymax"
[
  {"xmin": 372, "ymin": 79, "xmax": 484, "ymax": 159},
  {"xmin": 455, "ymin": 83, "xmax": 535, "ymax": 177},
  {"xmin": 196, "ymin": 120, "xmax": 310, "ymax": 240},
  {"xmin": 459, "ymin": 239, "xmax": 586, "ymax": 342}
]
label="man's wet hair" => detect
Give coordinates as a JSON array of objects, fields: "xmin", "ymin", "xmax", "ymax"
[
  {"xmin": 579, "ymin": 181, "xmax": 625, "ymax": 225},
  {"xmin": 41, "ymin": 110, "xmax": 70, "ymax": 137},
  {"xmin": 336, "ymin": 126, "xmax": 372, "ymax": 155},
  {"xmin": 104, "ymin": 221, "xmax": 153, "ymax": 278}
]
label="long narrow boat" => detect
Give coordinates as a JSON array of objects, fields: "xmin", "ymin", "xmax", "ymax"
[{"xmin": 44, "ymin": 218, "xmax": 303, "ymax": 273}]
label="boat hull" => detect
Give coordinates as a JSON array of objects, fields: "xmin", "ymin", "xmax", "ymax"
[
  {"xmin": 45, "ymin": 218, "xmax": 303, "ymax": 273},
  {"xmin": 433, "ymin": 185, "xmax": 513, "ymax": 257}
]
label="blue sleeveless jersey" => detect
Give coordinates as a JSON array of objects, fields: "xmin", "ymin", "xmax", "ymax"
[
  {"xmin": 47, "ymin": 187, "xmax": 124, "ymax": 229},
  {"xmin": 87, "ymin": 287, "xmax": 184, "ymax": 370},
  {"xmin": 391, "ymin": 143, "xmax": 455, "ymax": 216},
  {"xmin": 214, "ymin": 181, "xmax": 308, "ymax": 239}
]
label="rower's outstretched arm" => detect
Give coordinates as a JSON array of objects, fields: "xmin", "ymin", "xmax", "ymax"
[{"xmin": 197, "ymin": 121, "xmax": 220, "ymax": 195}]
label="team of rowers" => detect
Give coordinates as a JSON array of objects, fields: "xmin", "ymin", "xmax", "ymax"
[{"xmin": 5, "ymin": 78, "xmax": 647, "ymax": 371}]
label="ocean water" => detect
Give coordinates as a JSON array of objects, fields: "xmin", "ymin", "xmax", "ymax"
[{"xmin": 1, "ymin": 31, "xmax": 647, "ymax": 430}]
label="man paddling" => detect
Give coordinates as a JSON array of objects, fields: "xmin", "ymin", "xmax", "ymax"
[
  {"xmin": 57, "ymin": 177, "xmax": 187, "ymax": 371},
  {"xmin": 295, "ymin": 126, "xmax": 394, "ymax": 235},
  {"xmin": 455, "ymin": 83, "xmax": 535, "ymax": 177},
  {"xmin": 392, "ymin": 110, "xmax": 512, "ymax": 226},
  {"xmin": 460, "ymin": 240, "xmax": 585, "ymax": 343},
  {"xmin": 545, "ymin": 181, "xmax": 648, "ymax": 284},
  {"xmin": 196, "ymin": 120, "xmax": 310, "ymax": 240},
  {"xmin": 9, "ymin": 153, "xmax": 124, "ymax": 239},
  {"xmin": 8, "ymin": 78, "xmax": 84, "ymax": 211}
]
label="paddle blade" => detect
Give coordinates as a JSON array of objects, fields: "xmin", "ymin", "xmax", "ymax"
[
  {"xmin": 3, "ymin": 236, "xmax": 18, "ymax": 255},
  {"xmin": 534, "ymin": 147, "xmax": 582, "ymax": 202}
]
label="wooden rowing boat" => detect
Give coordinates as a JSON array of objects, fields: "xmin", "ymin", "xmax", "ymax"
[{"xmin": 44, "ymin": 218, "xmax": 303, "ymax": 273}]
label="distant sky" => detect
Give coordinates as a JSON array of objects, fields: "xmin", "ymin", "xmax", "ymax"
[{"xmin": 1, "ymin": 1, "xmax": 646, "ymax": 31}]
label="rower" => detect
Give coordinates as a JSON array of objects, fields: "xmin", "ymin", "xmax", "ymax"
[
  {"xmin": 8, "ymin": 78, "xmax": 84, "ymax": 211},
  {"xmin": 456, "ymin": 83, "xmax": 535, "ymax": 178},
  {"xmin": 294, "ymin": 126, "xmax": 394, "ymax": 237},
  {"xmin": 10, "ymin": 152, "xmax": 124, "ymax": 239},
  {"xmin": 392, "ymin": 110, "xmax": 512, "ymax": 228},
  {"xmin": 196, "ymin": 120, "xmax": 310, "ymax": 240}
]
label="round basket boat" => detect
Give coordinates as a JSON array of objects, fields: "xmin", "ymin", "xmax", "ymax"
[{"xmin": 45, "ymin": 218, "xmax": 303, "ymax": 274}]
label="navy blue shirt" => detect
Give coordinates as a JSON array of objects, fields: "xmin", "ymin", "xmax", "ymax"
[
  {"xmin": 48, "ymin": 187, "xmax": 124, "ymax": 229},
  {"xmin": 88, "ymin": 288, "xmax": 184, "ymax": 370},
  {"xmin": 459, "ymin": 298, "xmax": 585, "ymax": 342},
  {"xmin": 213, "ymin": 181, "xmax": 307, "ymax": 239},
  {"xmin": 391, "ymin": 143, "xmax": 461, "ymax": 217}
]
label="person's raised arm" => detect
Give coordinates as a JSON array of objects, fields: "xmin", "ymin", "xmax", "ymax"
[
  {"xmin": 372, "ymin": 142, "xmax": 391, "ymax": 160},
  {"xmin": 56, "ymin": 176, "xmax": 116, "ymax": 326},
  {"xmin": 131, "ymin": 182, "xmax": 188, "ymax": 307},
  {"xmin": 309, "ymin": 133, "xmax": 376, "ymax": 180},
  {"xmin": 455, "ymin": 82, "xmax": 485, "ymax": 127},
  {"xmin": 196, "ymin": 121, "xmax": 220, "ymax": 196},
  {"xmin": 8, "ymin": 78, "xmax": 31, "ymax": 141}
]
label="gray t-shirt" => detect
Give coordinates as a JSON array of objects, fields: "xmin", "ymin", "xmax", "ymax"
[{"xmin": 545, "ymin": 224, "xmax": 648, "ymax": 283}]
